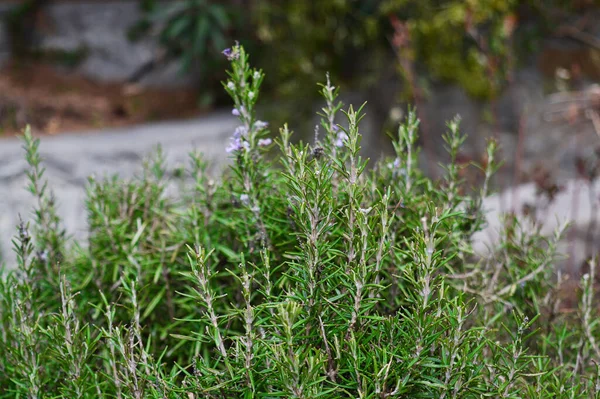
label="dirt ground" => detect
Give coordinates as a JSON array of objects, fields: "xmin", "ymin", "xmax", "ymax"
[{"xmin": 0, "ymin": 61, "xmax": 206, "ymax": 137}]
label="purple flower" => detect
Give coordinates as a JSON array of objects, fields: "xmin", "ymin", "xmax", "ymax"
[
  {"xmin": 232, "ymin": 105, "xmax": 246, "ymax": 117},
  {"xmin": 233, "ymin": 126, "xmax": 248, "ymax": 139},
  {"xmin": 226, "ymin": 127, "xmax": 250, "ymax": 153},
  {"xmin": 222, "ymin": 47, "xmax": 239, "ymax": 61},
  {"xmin": 226, "ymin": 137, "xmax": 250, "ymax": 153},
  {"xmin": 332, "ymin": 124, "xmax": 339, "ymax": 132},
  {"xmin": 334, "ymin": 131, "xmax": 348, "ymax": 148},
  {"xmin": 258, "ymin": 138, "xmax": 273, "ymax": 147},
  {"xmin": 240, "ymin": 194, "xmax": 250, "ymax": 205},
  {"xmin": 254, "ymin": 120, "xmax": 269, "ymax": 130},
  {"xmin": 226, "ymin": 138, "xmax": 242, "ymax": 153},
  {"xmin": 387, "ymin": 158, "xmax": 407, "ymax": 177}
]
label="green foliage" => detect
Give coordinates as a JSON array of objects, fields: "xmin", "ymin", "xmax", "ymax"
[
  {"xmin": 2, "ymin": 44, "xmax": 600, "ymax": 397},
  {"xmin": 129, "ymin": 0, "xmax": 241, "ymax": 106},
  {"xmin": 253, "ymin": 0, "xmax": 585, "ymax": 102},
  {"xmin": 136, "ymin": 0, "xmax": 232, "ymax": 69},
  {"xmin": 126, "ymin": 1, "xmax": 594, "ymax": 123},
  {"xmin": 382, "ymin": 0, "xmax": 517, "ymax": 99}
]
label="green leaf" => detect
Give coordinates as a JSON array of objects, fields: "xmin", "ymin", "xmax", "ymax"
[
  {"xmin": 165, "ymin": 15, "xmax": 192, "ymax": 39},
  {"xmin": 142, "ymin": 287, "xmax": 166, "ymax": 320},
  {"xmin": 210, "ymin": 5, "xmax": 231, "ymax": 29}
]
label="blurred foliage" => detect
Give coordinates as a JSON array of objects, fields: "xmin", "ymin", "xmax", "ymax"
[
  {"xmin": 130, "ymin": 0, "xmax": 245, "ymax": 105},
  {"xmin": 132, "ymin": 0, "xmax": 232, "ymax": 70},
  {"xmin": 253, "ymin": 0, "xmax": 595, "ymax": 102},
  {"xmin": 382, "ymin": 0, "xmax": 517, "ymax": 99},
  {"xmin": 250, "ymin": 1, "xmax": 390, "ymax": 124},
  {"xmin": 249, "ymin": 0, "xmax": 598, "ymax": 129},
  {"xmin": 130, "ymin": 0, "xmax": 595, "ymax": 119},
  {"xmin": 5, "ymin": 0, "xmax": 50, "ymax": 59},
  {"xmin": 7, "ymin": 0, "xmax": 594, "ymax": 112}
]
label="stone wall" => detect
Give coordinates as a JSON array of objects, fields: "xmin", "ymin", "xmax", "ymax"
[{"xmin": 0, "ymin": 0, "xmax": 196, "ymax": 88}]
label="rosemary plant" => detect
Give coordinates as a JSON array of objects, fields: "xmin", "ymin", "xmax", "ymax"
[{"xmin": 1, "ymin": 44, "xmax": 599, "ymax": 398}]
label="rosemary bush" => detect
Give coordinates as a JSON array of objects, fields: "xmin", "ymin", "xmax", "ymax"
[{"xmin": 1, "ymin": 44, "xmax": 600, "ymax": 398}]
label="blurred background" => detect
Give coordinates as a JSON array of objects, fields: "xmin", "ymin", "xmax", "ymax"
[
  {"xmin": 0, "ymin": 1, "xmax": 597, "ymax": 183},
  {"xmin": 0, "ymin": 0, "xmax": 598, "ymax": 184},
  {"xmin": 1, "ymin": 0, "xmax": 600, "ymax": 270}
]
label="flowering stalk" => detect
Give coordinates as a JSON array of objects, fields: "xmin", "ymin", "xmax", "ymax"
[
  {"xmin": 317, "ymin": 73, "xmax": 343, "ymax": 160},
  {"xmin": 337, "ymin": 104, "xmax": 368, "ymax": 273},
  {"xmin": 3, "ymin": 219, "xmax": 45, "ymax": 399},
  {"xmin": 222, "ymin": 43, "xmax": 272, "ymax": 250}
]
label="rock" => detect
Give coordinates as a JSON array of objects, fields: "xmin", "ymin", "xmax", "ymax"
[
  {"xmin": 349, "ymin": 59, "xmax": 600, "ymax": 188},
  {"xmin": 37, "ymin": 1, "xmax": 196, "ymax": 88},
  {"xmin": 0, "ymin": 112, "xmax": 238, "ymax": 270},
  {"xmin": 475, "ymin": 179, "xmax": 600, "ymax": 278}
]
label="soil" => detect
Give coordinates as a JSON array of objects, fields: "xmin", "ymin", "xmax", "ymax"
[{"xmin": 0, "ymin": 61, "xmax": 207, "ymax": 137}]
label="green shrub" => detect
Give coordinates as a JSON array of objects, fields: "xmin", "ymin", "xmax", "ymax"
[{"xmin": 1, "ymin": 44, "xmax": 599, "ymax": 397}]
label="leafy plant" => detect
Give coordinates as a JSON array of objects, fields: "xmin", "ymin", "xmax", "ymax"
[
  {"xmin": 148, "ymin": 0, "xmax": 231, "ymax": 69},
  {"xmin": 129, "ymin": 0, "xmax": 239, "ymax": 105},
  {"xmin": 1, "ymin": 44, "xmax": 600, "ymax": 397}
]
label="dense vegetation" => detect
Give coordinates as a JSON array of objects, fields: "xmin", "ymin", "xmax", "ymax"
[{"xmin": 1, "ymin": 45, "xmax": 600, "ymax": 397}]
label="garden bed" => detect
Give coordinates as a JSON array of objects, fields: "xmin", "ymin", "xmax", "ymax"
[{"xmin": 0, "ymin": 61, "xmax": 205, "ymax": 137}]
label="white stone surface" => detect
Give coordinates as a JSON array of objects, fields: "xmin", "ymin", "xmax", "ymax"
[
  {"xmin": 0, "ymin": 112, "xmax": 237, "ymax": 268},
  {"xmin": 475, "ymin": 179, "xmax": 600, "ymax": 276}
]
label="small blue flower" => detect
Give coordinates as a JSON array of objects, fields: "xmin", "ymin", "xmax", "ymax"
[
  {"xmin": 227, "ymin": 125, "xmax": 251, "ymax": 153},
  {"xmin": 258, "ymin": 138, "xmax": 272, "ymax": 147},
  {"xmin": 226, "ymin": 137, "xmax": 249, "ymax": 153},
  {"xmin": 232, "ymin": 105, "xmax": 246, "ymax": 117},
  {"xmin": 254, "ymin": 120, "xmax": 269, "ymax": 130},
  {"xmin": 222, "ymin": 47, "xmax": 239, "ymax": 61},
  {"xmin": 233, "ymin": 126, "xmax": 248, "ymax": 139},
  {"xmin": 222, "ymin": 42, "xmax": 241, "ymax": 60},
  {"xmin": 335, "ymin": 131, "xmax": 348, "ymax": 147},
  {"xmin": 226, "ymin": 139, "xmax": 240, "ymax": 153}
]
